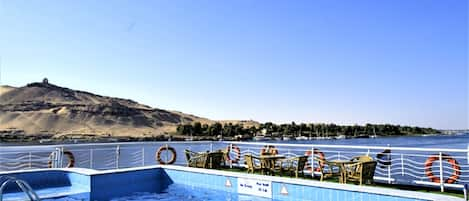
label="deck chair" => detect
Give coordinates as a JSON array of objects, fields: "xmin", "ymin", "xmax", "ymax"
[
  {"xmin": 345, "ymin": 161, "xmax": 377, "ymax": 185},
  {"xmin": 283, "ymin": 156, "xmax": 308, "ymax": 178},
  {"xmin": 244, "ymin": 154, "xmax": 262, "ymax": 174},
  {"xmin": 207, "ymin": 151, "xmax": 224, "ymax": 169},
  {"xmin": 315, "ymin": 156, "xmax": 341, "ymax": 182},
  {"xmin": 184, "ymin": 149, "xmax": 208, "ymax": 168}
]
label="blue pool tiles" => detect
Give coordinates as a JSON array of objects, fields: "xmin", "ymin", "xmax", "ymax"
[{"xmin": 163, "ymin": 169, "xmax": 426, "ymax": 201}]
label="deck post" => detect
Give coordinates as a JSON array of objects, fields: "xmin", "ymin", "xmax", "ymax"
[
  {"xmin": 60, "ymin": 146, "xmax": 64, "ymax": 168},
  {"xmin": 54, "ymin": 148, "xmax": 60, "ymax": 168},
  {"xmin": 387, "ymin": 162, "xmax": 391, "ymax": 184},
  {"xmin": 229, "ymin": 143, "xmax": 233, "ymax": 169},
  {"xmin": 401, "ymin": 154, "xmax": 404, "ymax": 176},
  {"xmin": 28, "ymin": 152, "xmax": 32, "ymax": 169},
  {"xmin": 142, "ymin": 146, "xmax": 145, "ymax": 166},
  {"xmin": 311, "ymin": 146, "xmax": 315, "ymax": 178},
  {"xmin": 467, "ymin": 144, "xmax": 469, "ymax": 165},
  {"xmin": 116, "ymin": 145, "xmax": 120, "ymax": 169},
  {"xmin": 387, "ymin": 144, "xmax": 391, "ymax": 184},
  {"xmin": 439, "ymin": 152, "xmax": 444, "ymax": 192},
  {"xmin": 90, "ymin": 149, "xmax": 93, "ymax": 169}
]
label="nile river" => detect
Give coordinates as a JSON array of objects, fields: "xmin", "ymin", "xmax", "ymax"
[
  {"xmin": 1, "ymin": 133, "xmax": 468, "ymax": 149},
  {"xmin": 277, "ymin": 133, "xmax": 469, "ymax": 149}
]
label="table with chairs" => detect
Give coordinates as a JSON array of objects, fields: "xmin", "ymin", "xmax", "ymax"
[
  {"xmin": 315, "ymin": 154, "xmax": 377, "ymax": 185},
  {"xmin": 244, "ymin": 146, "xmax": 309, "ymax": 178},
  {"xmin": 185, "ymin": 146, "xmax": 377, "ymax": 186},
  {"xmin": 316, "ymin": 159, "xmax": 354, "ymax": 183},
  {"xmin": 244, "ymin": 154, "xmax": 310, "ymax": 178},
  {"xmin": 244, "ymin": 154, "xmax": 286, "ymax": 176}
]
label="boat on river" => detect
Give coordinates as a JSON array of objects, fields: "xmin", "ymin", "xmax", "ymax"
[
  {"xmin": 253, "ymin": 135, "xmax": 271, "ymax": 141},
  {"xmin": 295, "ymin": 136, "xmax": 308, "ymax": 140}
]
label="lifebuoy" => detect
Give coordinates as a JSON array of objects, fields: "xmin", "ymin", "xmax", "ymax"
[
  {"xmin": 156, "ymin": 146, "xmax": 177, "ymax": 165},
  {"xmin": 260, "ymin": 145, "xmax": 278, "ymax": 155},
  {"xmin": 376, "ymin": 149, "xmax": 391, "ymax": 168},
  {"xmin": 48, "ymin": 150, "xmax": 75, "ymax": 168},
  {"xmin": 424, "ymin": 154, "xmax": 460, "ymax": 184},
  {"xmin": 304, "ymin": 149, "xmax": 325, "ymax": 172},
  {"xmin": 226, "ymin": 144, "xmax": 241, "ymax": 163}
]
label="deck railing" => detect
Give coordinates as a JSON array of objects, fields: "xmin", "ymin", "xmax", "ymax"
[{"xmin": 0, "ymin": 141, "xmax": 468, "ymax": 192}]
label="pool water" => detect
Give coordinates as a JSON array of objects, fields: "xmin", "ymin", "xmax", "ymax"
[
  {"xmin": 44, "ymin": 184, "xmax": 274, "ymax": 201},
  {"xmin": 111, "ymin": 184, "xmax": 272, "ymax": 201}
]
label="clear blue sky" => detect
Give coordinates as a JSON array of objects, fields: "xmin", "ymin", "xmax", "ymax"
[{"xmin": 0, "ymin": 0, "xmax": 467, "ymax": 129}]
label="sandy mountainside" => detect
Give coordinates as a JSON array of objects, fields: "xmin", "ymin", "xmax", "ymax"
[
  {"xmin": 0, "ymin": 81, "xmax": 215, "ymax": 138},
  {"xmin": 0, "ymin": 85, "xmax": 16, "ymax": 96}
]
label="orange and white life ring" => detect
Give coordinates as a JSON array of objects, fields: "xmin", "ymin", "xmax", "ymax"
[
  {"xmin": 156, "ymin": 146, "xmax": 177, "ymax": 165},
  {"xmin": 260, "ymin": 145, "xmax": 278, "ymax": 155},
  {"xmin": 424, "ymin": 153, "xmax": 460, "ymax": 184},
  {"xmin": 48, "ymin": 150, "xmax": 75, "ymax": 168},
  {"xmin": 304, "ymin": 149, "xmax": 325, "ymax": 172},
  {"xmin": 226, "ymin": 144, "xmax": 241, "ymax": 163}
]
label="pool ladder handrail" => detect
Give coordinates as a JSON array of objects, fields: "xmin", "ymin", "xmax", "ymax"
[{"xmin": 0, "ymin": 176, "xmax": 41, "ymax": 201}]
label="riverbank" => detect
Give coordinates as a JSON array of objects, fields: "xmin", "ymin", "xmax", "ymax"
[{"xmin": 1, "ymin": 132, "xmax": 468, "ymax": 148}]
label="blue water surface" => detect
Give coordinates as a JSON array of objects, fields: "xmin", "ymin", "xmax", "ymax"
[
  {"xmin": 42, "ymin": 182, "xmax": 427, "ymax": 201},
  {"xmin": 111, "ymin": 184, "xmax": 271, "ymax": 201},
  {"xmin": 43, "ymin": 184, "xmax": 273, "ymax": 201},
  {"xmin": 278, "ymin": 133, "xmax": 469, "ymax": 149}
]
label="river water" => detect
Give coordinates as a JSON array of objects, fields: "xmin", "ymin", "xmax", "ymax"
[
  {"xmin": 276, "ymin": 133, "xmax": 469, "ymax": 149},
  {"xmin": 1, "ymin": 133, "xmax": 468, "ymax": 149}
]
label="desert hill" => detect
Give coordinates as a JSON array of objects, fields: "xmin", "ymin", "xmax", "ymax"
[
  {"xmin": 0, "ymin": 85, "xmax": 16, "ymax": 96},
  {"xmin": 0, "ymin": 80, "xmax": 218, "ymax": 139}
]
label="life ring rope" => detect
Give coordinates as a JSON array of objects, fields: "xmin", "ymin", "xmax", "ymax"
[
  {"xmin": 156, "ymin": 145, "xmax": 177, "ymax": 165},
  {"xmin": 424, "ymin": 153, "xmax": 460, "ymax": 184}
]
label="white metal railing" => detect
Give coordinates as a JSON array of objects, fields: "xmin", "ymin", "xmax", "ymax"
[
  {"xmin": 221, "ymin": 141, "xmax": 469, "ymax": 192},
  {"xmin": 0, "ymin": 141, "xmax": 468, "ymax": 192}
]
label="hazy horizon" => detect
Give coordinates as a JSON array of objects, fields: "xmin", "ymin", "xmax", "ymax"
[{"xmin": 0, "ymin": 0, "xmax": 468, "ymax": 130}]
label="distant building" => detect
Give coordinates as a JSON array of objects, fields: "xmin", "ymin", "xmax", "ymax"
[{"xmin": 43, "ymin": 78, "xmax": 49, "ymax": 84}]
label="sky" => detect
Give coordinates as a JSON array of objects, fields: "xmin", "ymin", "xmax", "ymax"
[{"xmin": 0, "ymin": 0, "xmax": 467, "ymax": 129}]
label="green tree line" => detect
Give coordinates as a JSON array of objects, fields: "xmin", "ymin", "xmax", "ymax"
[{"xmin": 176, "ymin": 122, "xmax": 440, "ymax": 138}]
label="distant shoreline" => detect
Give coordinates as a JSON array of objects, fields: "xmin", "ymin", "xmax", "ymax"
[{"xmin": 1, "ymin": 132, "xmax": 467, "ymax": 146}]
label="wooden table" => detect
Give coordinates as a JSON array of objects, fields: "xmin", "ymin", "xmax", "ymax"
[
  {"xmin": 254, "ymin": 155, "xmax": 286, "ymax": 176},
  {"xmin": 329, "ymin": 160, "xmax": 356, "ymax": 183}
]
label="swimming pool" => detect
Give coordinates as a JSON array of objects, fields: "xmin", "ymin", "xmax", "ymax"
[
  {"xmin": 43, "ymin": 183, "xmax": 271, "ymax": 201},
  {"xmin": 0, "ymin": 165, "xmax": 463, "ymax": 201}
]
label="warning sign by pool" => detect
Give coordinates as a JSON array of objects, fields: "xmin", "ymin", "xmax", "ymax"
[{"xmin": 237, "ymin": 178, "xmax": 272, "ymax": 198}]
